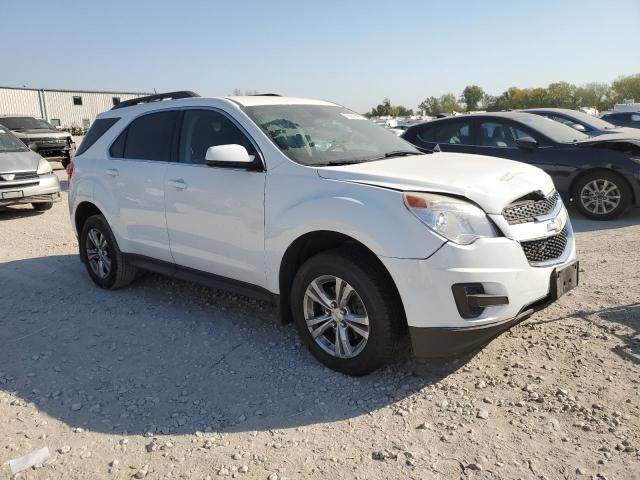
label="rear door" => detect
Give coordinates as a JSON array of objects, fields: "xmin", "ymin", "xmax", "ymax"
[
  {"xmin": 164, "ymin": 108, "xmax": 267, "ymax": 287},
  {"xmin": 103, "ymin": 110, "xmax": 177, "ymax": 262}
]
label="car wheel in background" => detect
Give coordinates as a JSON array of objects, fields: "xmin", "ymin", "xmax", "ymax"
[
  {"xmin": 573, "ymin": 171, "xmax": 631, "ymax": 220},
  {"xmin": 32, "ymin": 202, "xmax": 53, "ymax": 211},
  {"xmin": 79, "ymin": 214, "xmax": 137, "ymax": 289},
  {"xmin": 291, "ymin": 248, "xmax": 404, "ymax": 376}
]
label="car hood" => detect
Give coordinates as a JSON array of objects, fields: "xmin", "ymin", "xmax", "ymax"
[
  {"xmin": 316, "ymin": 152, "xmax": 555, "ymax": 214},
  {"xmin": 12, "ymin": 129, "xmax": 70, "ymax": 138},
  {"xmin": 0, "ymin": 149, "xmax": 42, "ymax": 172},
  {"xmin": 574, "ymin": 133, "xmax": 640, "ymax": 145}
]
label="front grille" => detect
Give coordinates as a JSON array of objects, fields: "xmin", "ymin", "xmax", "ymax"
[
  {"xmin": 0, "ymin": 171, "xmax": 39, "ymax": 190},
  {"xmin": 0, "ymin": 171, "xmax": 37, "ymax": 181},
  {"xmin": 521, "ymin": 227, "xmax": 568, "ymax": 263},
  {"xmin": 503, "ymin": 191, "xmax": 559, "ymax": 225}
]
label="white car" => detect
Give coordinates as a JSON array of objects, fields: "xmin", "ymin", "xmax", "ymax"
[{"xmin": 68, "ymin": 91, "xmax": 578, "ymax": 375}]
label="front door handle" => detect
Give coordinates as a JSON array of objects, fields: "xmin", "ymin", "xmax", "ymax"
[
  {"xmin": 105, "ymin": 168, "xmax": 119, "ymax": 177},
  {"xmin": 167, "ymin": 179, "xmax": 188, "ymax": 190}
]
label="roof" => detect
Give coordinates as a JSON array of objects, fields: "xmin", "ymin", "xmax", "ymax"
[
  {"xmin": 0, "ymin": 85, "xmax": 151, "ymax": 96},
  {"xmin": 521, "ymin": 108, "xmax": 575, "ymax": 114},
  {"xmin": 413, "ymin": 111, "xmax": 542, "ymax": 125},
  {"xmin": 226, "ymin": 95, "xmax": 338, "ymax": 107}
]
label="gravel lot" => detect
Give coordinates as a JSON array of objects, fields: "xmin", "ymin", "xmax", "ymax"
[{"xmin": 1, "ymin": 167, "xmax": 639, "ymax": 480}]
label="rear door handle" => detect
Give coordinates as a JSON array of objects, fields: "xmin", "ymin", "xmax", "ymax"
[
  {"xmin": 105, "ymin": 168, "xmax": 119, "ymax": 177},
  {"xmin": 167, "ymin": 179, "xmax": 188, "ymax": 190}
]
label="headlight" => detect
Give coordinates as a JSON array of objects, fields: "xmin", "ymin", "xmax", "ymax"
[
  {"xmin": 403, "ymin": 192, "xmax": 497, "ymax": 245},
  {"xmin": 36, "ymin": 158, "xmax": 53, "ymax": 175}
]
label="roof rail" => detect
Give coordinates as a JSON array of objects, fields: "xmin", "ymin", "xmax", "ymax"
[
  {"xmin": 111, "ymin": 91, "xmax": 200, "ymax": 110},
  {"xmin": 251, "ymin": 93, "xmax": 281, "ymax": 97}
]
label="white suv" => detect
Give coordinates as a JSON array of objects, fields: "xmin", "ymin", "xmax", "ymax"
[{"xmin": 68, "ymin": 91, "xmax": 578, "ymax": 375}]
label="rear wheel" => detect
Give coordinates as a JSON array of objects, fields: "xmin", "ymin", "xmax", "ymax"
[
  {"xmin": 291, "ymin": 248, "xmax": 403, "ymax": 376},
  {"xmin": 32, "ymin": 202, "xmax": 53, "ymax": 211},
  {"xmin": 573, "ymin": 171, "xmax": 631, "ymax": 220},
  {"xmin": 79, "ymin": 215, "xmax": 137, "ymax": 289}
]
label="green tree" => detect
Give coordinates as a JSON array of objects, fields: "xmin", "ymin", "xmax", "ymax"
[
  {"xmin": 611, "ymin": 73, "xmax": 640, "ymax": 102},
  {"xmin": 575, "ymin": 82, "xmax": 613, "ymax": 110},
  {"xmin": 461, "ymin": 85, "xmax": 485, "ymax": 111},
  {"xmin": 419, "ymin": 93, "xmax": 461, "ymax": 116},
  {"xmin": 366, "ymin": 98, "xmax": 413, "ymax": 117}
]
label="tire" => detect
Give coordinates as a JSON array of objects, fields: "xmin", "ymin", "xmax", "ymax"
[
  {"xmin": 290, "ymin": 248, "xmax": 404, "ymax": 376},
  {"xmin": 573, "ymin": 171, "xmax": 631, "ymax": 220},
  {"xmin": 79, "ymin": 214, "xmax": 137, "ymax": 289},
  {"xmin": 32, "ymin": 202, "xmax": 53, "ymax": 211}
]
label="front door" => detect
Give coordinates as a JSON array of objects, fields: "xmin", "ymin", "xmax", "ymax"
[{"xmin": 164, "ymin": 108, "xmax": 267, "ymax": 288}]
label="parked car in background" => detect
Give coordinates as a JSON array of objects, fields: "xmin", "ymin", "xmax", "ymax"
[
  {"xmin": 0, "ymin": 125, "xmax": 61, "ymax": 210},
  {"xmin": 401, "ymin": 112, "xmax": 640, "ymax": 220},
  {"xmin": 600, "ymin": 111, "xmax": 640, "ymax": 130},
  {"xmin": 0, "ymin": 115, "xmax": 75, "ymax": 168},
  {"xmin": 522, "ymin": 108, "xmax": 640, "ymax": 138},
  {"xmin": 68, "ymin": 91, "xmax": 577, "ymax": 375}
]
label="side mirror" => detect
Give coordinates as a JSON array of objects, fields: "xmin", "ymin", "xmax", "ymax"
[
  {"xmin": 205, "ymin": 144, "xmax": 255, "ymax": 169},
  {"xmin": 515, "ymin": 136, "xmax": 538, "ymax": 149},
  {"xmin": 572, "ymin": 123, "xmax": 586, "ymax": 132}
]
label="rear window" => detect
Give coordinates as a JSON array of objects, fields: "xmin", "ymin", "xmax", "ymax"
[
  {"xmin": 111, "ymin": 111, "xmax": 178, "ymax": 161},
  {"xmin": 75, "ymin": 117, "xmax": 120, "ymax": 156}
]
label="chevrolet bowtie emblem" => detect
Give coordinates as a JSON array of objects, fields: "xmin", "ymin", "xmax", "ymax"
[
  {"xmin": 547, "ymin": 217, "xmax": 563, "ymax": 233},
  {"xmin": 0, "ymin": 174, "xmax": 15, "ymax": 181}
]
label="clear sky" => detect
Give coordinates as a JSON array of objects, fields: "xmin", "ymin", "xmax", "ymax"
[{"xmin": 4, "ymin": 0, "xmax": 639, "ymax": 112}]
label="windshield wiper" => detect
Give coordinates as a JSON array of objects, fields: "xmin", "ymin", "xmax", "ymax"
[
  {"xmin": 318, "ymin": 159, "xmax": 366, "ymax": 166},
  {"xmin": 365, "ymin": 150, "xmax": 422, "ymax": 161}
]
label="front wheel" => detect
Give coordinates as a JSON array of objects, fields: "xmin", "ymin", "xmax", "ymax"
[
  {"xmin": 291, "ymin": 249, "xmax": 403, "ymax": 376},
  {"xmin": 573, "ymin": 171, "xmax": 631, "ymax": 220},
  {"xmin": 32, "ymin": 202, "xmax": 53, "ymax": 211}
]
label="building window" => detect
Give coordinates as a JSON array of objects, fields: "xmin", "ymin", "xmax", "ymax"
[
  {"xmin": 73, "ymin": 96, "xmax": 83, "ymax": 106},
  {"xmin": 50, "ymin": 119, "xmax": 61, "ymax": 127},
  {"xmin": 112, "ymin": 97, "xmax": 121, "ymax": 106}
]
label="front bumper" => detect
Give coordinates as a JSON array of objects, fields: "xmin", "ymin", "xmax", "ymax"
[
  {"xmin": 379, "ymin": 223, "xmax": 577, "ymax": 358},
  {"xmin": 0, "ymin": 172, "xmax": 61, "ymax": 206}
]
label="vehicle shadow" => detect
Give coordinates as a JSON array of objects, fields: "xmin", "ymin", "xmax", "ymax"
[
  {"xmin": 0, "ymin": 205, "xmax": 45, "ymax": 220},
  {"xmin": 0, "ymin": 254, "xmax": 471, "ymax": 436},
  {"xmin": 569, "ymin": 206, "xmax": 640, "ymax": 233},
  {"xmin": 533, "ymin": 303, "xmax": 639, "ymax": 366}
]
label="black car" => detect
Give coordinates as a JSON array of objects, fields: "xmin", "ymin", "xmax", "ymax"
[
  {"xmin": 522, "ymin": 108, "xmax": 639, "ymax": 138},
  {"xmin": 401, "ymin": 112, "xmax": 640, "ymax": 219},
  {"xmin": 600, "ymin": 111, "xmax": 640, "ymax": 130}
]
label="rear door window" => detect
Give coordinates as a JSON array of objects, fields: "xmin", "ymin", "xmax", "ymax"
[
  {"xmin": 116, "ymin": 111, "xmax": 178, "ymax": 161},
  {"xmin": 479, "ymin": 121, "xmax": 531, "ymax": 148},
  {"xmin": 416, "ymin": 120, "xmax": 473, "ymax": 145}
]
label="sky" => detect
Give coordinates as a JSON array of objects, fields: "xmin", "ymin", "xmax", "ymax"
[{"xmin": 3, "ymin": 0, "xmax": 639, "ymax": 113}]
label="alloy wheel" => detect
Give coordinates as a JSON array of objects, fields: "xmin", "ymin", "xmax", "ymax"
[
  {"xmin": 580, "ymin": 179, "xmax": 621, "ymax": 215},
  {"xmin": 86, "ymin": 228, "xmax": 111, "ymax": 279},
  {"xmin": 302, "ymin": 275, "xmax": 369, "ymax": 359}
]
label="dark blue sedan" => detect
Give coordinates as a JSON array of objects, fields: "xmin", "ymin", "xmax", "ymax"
[{"xmin": 401, "ymin": 112, "xmax": 640, "ymax": 220}]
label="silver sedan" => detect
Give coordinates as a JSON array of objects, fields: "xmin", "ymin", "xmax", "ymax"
[{"xmin": 0, "ymin": 126, "xmax": 61, "ymax": 211}]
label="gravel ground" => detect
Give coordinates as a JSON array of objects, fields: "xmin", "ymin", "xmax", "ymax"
[{"xmin": 1, "ymin": 167, "xmax": 639, "ymax": 480}]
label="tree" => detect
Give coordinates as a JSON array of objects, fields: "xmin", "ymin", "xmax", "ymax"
[
  {"xmin": 418, "ymin": 93, "xmax": 462, "ymax": 116},
  {"xmin": 365, "ymin": 98, "xmax": 413, "ymax": 117},
  {"xmin": 461, "ymin": 85, "xmax": 485, "ymax": 111},
  {"xmin": 575, "ymin": 82, "xmax": 613, "ymax": 110},
  {"xmin": 612, "ymin": 73, "xmax": 640, "ymax": 102}
]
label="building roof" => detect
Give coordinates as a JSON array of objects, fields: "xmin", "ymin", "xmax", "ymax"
[{"xmin": 0, "ymin": 85, "xmax": 152, "ymax": 96}]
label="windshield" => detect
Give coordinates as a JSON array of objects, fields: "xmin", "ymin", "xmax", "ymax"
[
  {"xmin": 0, "ymin": 127, "xmax": 29, "ymax": 152},
  {"xmin": 0, "ymin": 117, "xmax": 56, "ymax": 130},
  {"xmin": 243, "ymin": 104, "xmax": 420, "ymax": 166},
  {"xmin": 559, "ymin": 110, "xmax": 618, "ymax": 130},
  {"xmin": 513, "ymin": 115, "xmax": 590, "ymax": 143}
]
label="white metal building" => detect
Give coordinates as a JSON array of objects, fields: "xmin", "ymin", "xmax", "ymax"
[{"xmin": 0, "ymin": 86, "xmax": 151, "ymax": 129}]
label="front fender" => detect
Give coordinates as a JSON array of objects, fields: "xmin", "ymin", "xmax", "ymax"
[{"xmin": 264, "ymin": 172, "xmax": 445, "ymax": 293}]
